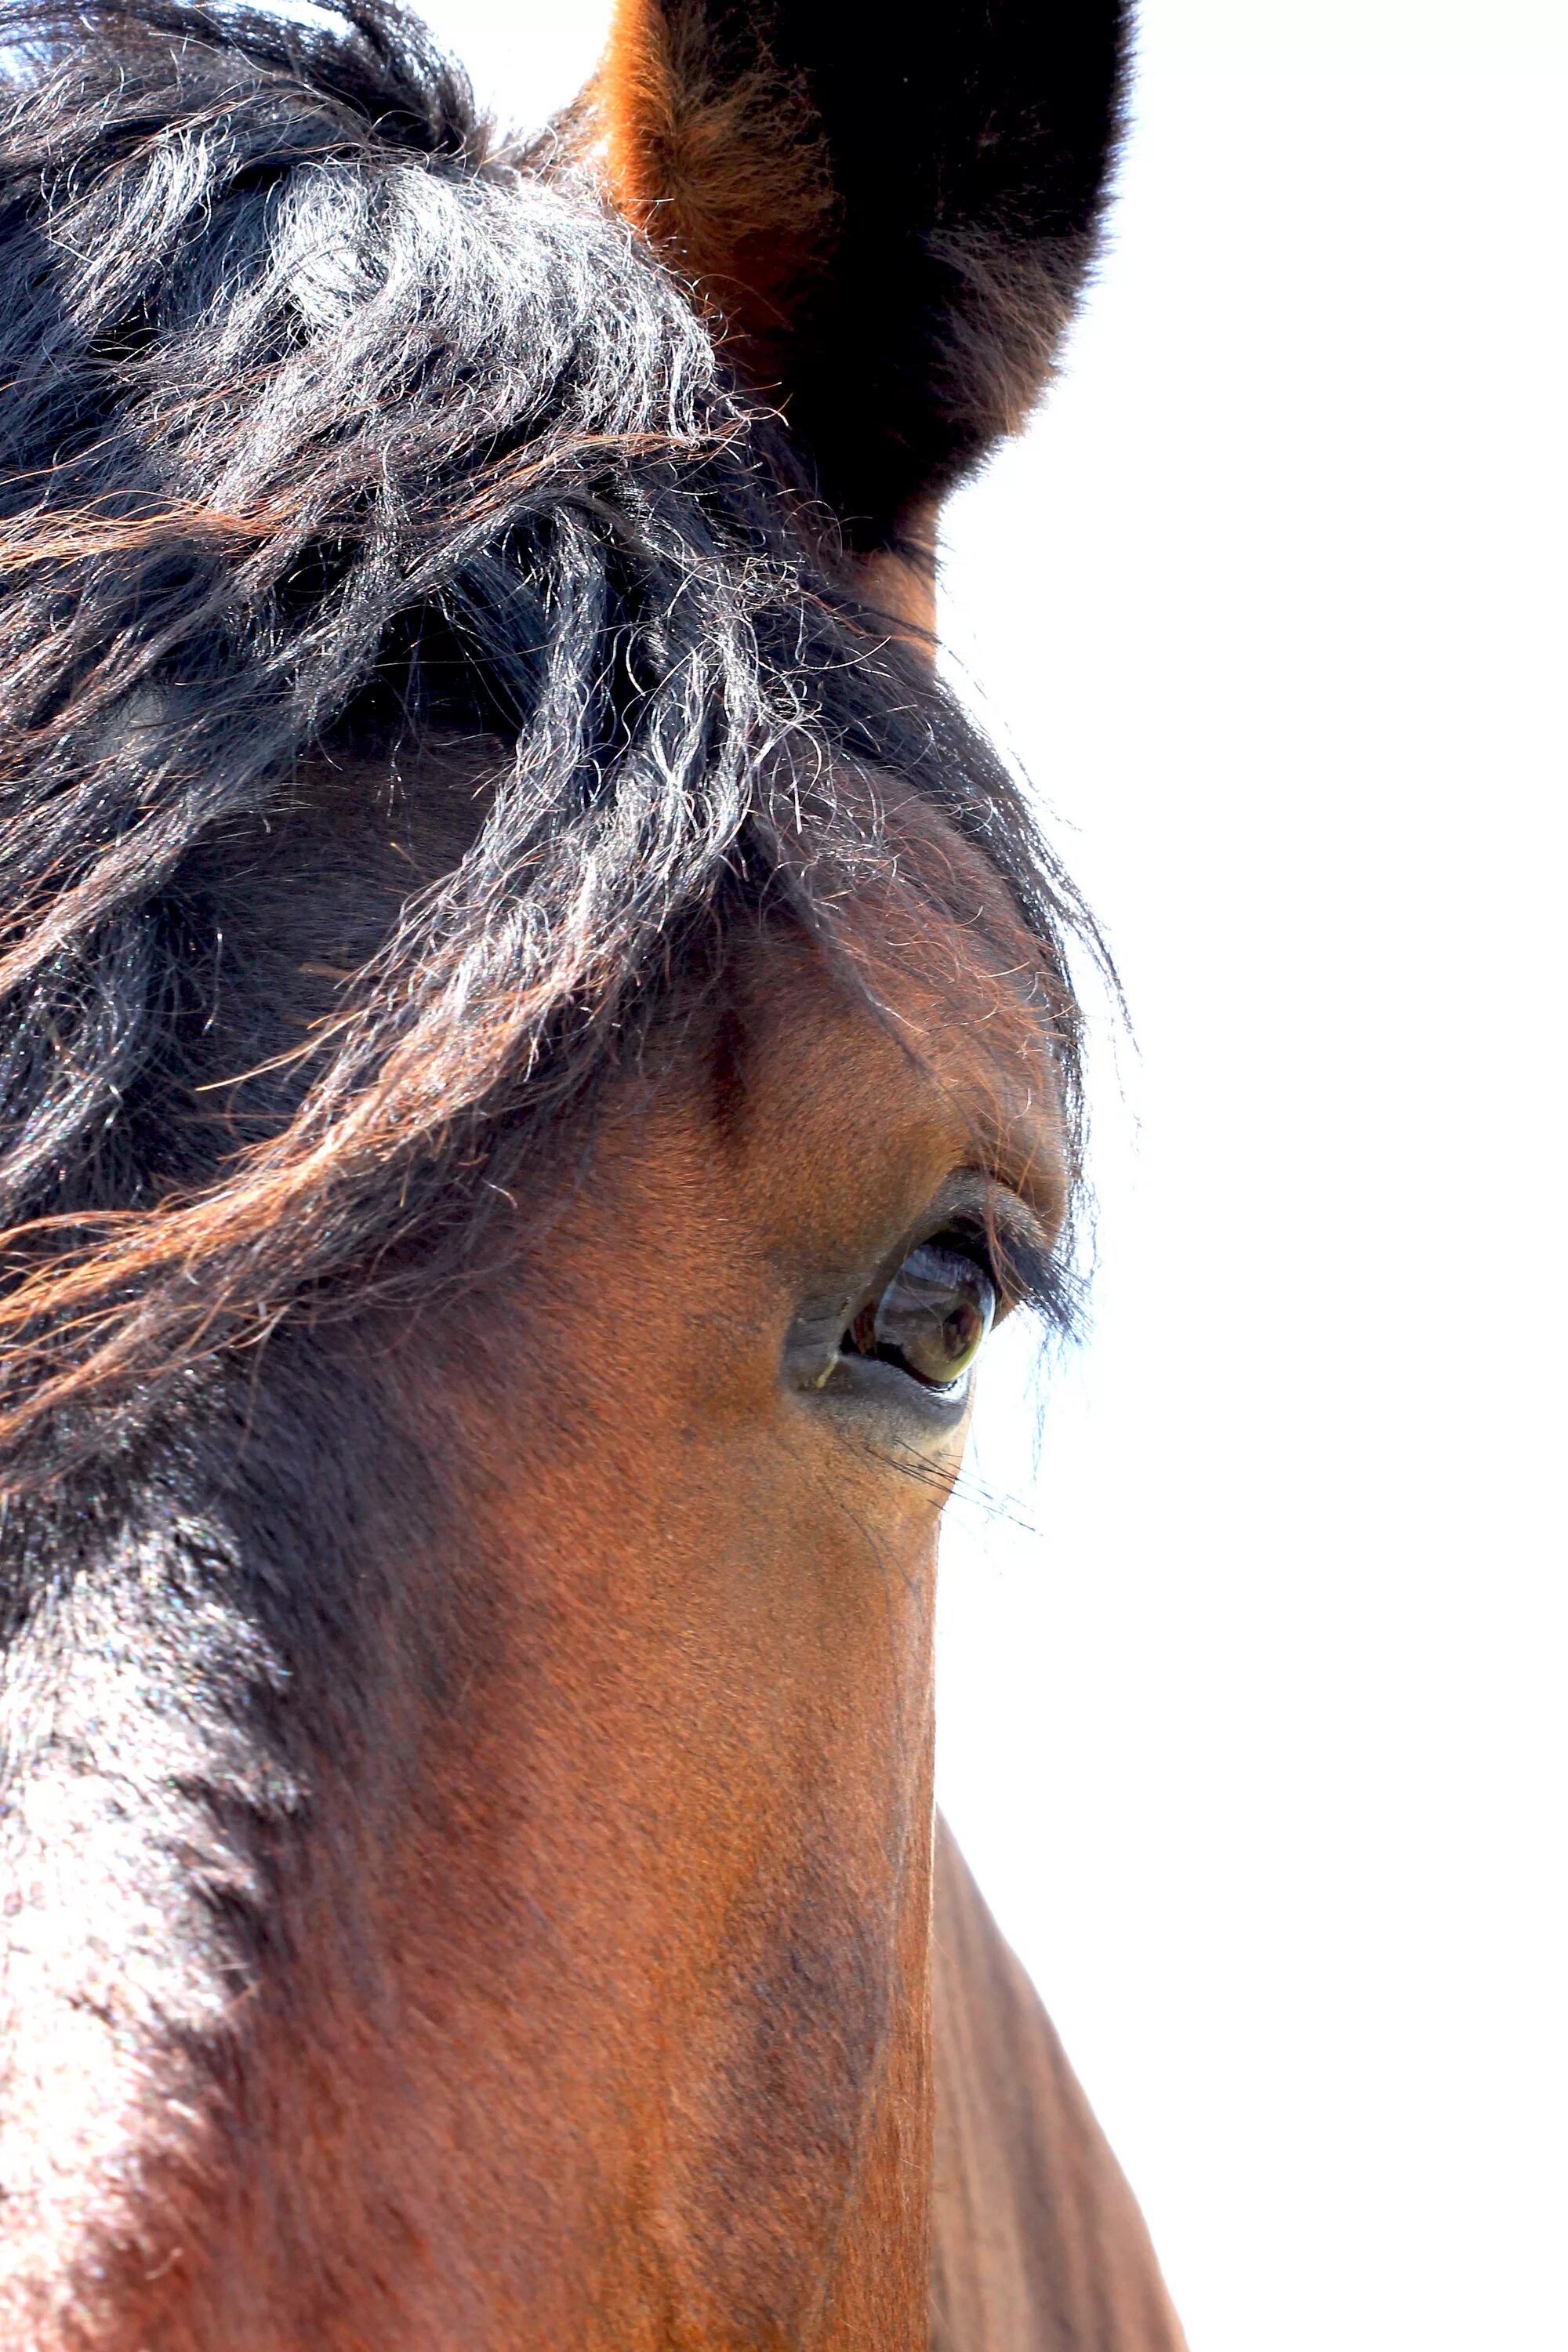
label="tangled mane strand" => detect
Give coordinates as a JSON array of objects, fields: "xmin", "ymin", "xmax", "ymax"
[{"xmin": 0, "ymin": 0, "xmax": 1100, "ymax": 1484}]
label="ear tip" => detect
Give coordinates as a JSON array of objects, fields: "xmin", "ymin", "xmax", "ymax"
[
  {"xmin": 592, "ymin": 0, "xmax": 1134, "ymax": 546},
  {"xmin": 592, "ymin": 0, "xmax": 839, "ymax": 303}
]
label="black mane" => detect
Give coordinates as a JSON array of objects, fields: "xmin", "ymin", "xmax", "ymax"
[
  {"xmin": 0, "ymin": 0, "xmax": 1118, "ymax": 1509},
  {"xmin": 0, "ymin": 0, "xmax": 1097, "ymax": 1480},
  {"xmin": 0, "ymin": 0, "xmax": 1091, "ymax": 1468}
]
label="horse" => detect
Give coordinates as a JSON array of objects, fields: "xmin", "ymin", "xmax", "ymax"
[{"xmin": 0, "ymin": 0, "xmax": 1188, "ymax": 2342}]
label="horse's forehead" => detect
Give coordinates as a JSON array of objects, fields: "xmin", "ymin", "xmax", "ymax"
[
  {"xmin": 739, "ymin": 915, "xmax": 1065, "ymax": 1229},
  {"xmin": 574, "ymin": 844, "xmax": 1068, "ymax": 1273},
  {"xmin": 747, "ymin": 801, "xmax": 1062, "ymax": 1141}
]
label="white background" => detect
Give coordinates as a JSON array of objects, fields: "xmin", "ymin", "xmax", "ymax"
[{"xmin": 411, "ymin": 5, "xmax": 1566, "ymax": 2346}]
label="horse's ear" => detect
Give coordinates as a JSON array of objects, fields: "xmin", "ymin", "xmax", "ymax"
[{"xmin": 590, "ymin": 0, "xmax": 1129, "ymax": 557}]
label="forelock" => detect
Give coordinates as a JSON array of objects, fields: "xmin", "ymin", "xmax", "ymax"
[{"xmin": 0, "ymin": 0, "xmax": 1098, "ymax": 1478}]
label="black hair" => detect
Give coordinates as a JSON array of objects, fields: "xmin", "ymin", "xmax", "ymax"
[{"xmin": 0, "ymin": 0, "xmax": 1100, "ymax": 1479}]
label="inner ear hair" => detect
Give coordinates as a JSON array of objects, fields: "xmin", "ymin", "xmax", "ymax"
[{"xmin": 589, "ymin": 0, "xmax": 1129, "ymax": 554}]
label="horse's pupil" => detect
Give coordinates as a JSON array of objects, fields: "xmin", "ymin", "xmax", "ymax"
[{"xmin": 855, "ymin": 1241, "xmax": 996, "ymax": 1389}]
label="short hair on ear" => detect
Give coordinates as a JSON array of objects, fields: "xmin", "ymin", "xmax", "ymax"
[{"xmin": 591, "ymin": 0, "xmax": 1130, "ymax": 551}]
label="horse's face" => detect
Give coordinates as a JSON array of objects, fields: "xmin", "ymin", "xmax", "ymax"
[
  {"xmin": 342, "ymin": 832, "xmax": 1064, "ymax": 2341},
  {"xmin": 0, "ymin": 0, "xmax": 1126, "ymax": 2339},
  {"xmin": 191, "ymin": 788, "xmax": 1067, "ymax": 2342}
]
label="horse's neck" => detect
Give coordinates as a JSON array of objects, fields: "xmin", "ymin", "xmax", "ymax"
[{"xmin": 931, "ymin": 1820, "xmax": 1189, "ymax": 2352}]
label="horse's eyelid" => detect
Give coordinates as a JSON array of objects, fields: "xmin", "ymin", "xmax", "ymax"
[{"xmin": 994, "ymin": 1240, "xmax": 1057, "ymax": 1317}]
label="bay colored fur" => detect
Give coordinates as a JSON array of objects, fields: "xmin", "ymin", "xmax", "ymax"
[
  {"xmin": 0, "ymin": 0, "xmax": 1182, "ymax": 2343},
  {"xmin": 933, "ymin": 1828, "xmax": 1188, "ymax": 2350}
]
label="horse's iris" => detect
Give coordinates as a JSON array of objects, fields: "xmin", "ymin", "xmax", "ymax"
[{"xmin": 846, "ymin": 1241, "xmax": 996, "ymax": 1391}]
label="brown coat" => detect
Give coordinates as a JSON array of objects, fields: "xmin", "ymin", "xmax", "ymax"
[{"xmin": 934, "ymin": 1824, "xmax": 1189, "ymax": 2352}]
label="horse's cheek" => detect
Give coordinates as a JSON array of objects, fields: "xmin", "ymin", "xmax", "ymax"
[
  {"xmin": 638, "ymin": 1779, "xmax": 935, "ymax": 2347},
  {"xmin": 366, "ymin": 1237, "xmax": 934, "ymax": 2339}
]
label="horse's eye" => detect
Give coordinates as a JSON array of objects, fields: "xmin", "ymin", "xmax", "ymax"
[{"xmin": 844, "ymin": 1240, "xmax": 996, "ymax": 1391}]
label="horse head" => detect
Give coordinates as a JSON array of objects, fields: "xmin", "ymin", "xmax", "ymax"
[{"xmin": 0, "ymin": 4, "xmax": 1171, "ymax": 2344}]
